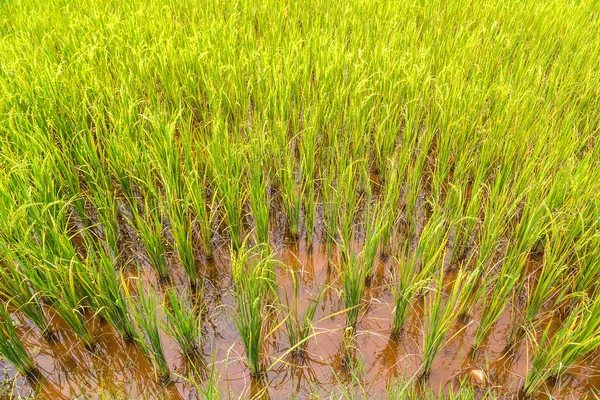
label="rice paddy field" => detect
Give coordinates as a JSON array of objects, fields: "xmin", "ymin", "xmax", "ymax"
[{"xmin": 1, "ymin": 0, "xmax": 600, "ymax": 399}]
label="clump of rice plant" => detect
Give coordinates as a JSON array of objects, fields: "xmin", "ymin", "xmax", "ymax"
[
  {"xmin": 126, "ymin": 279, "xmax": 170, "ymax": 382},
  {"xmin": 163, "ymin": 287, "xmax": 202, "ymax": 357},
  {"xmin": 278, "ymin": 148, "xmax": 302, "ymax": 239},
  {"xmin": 42, "ymin": 261, "xmax": 96, "ymax": 351},
  {"xmin": 231, "ymin": 242, "xmax": 277, "ymax": 375},
  {"xmin": 299, "ymin": 127, "xmax": 317, "ymax": 245},
  {"xmin": 362, "ymin": 188, "xmax": 386, "ymax": 280},
  {"xmin": 247, "ymin": 143, "xmax": 270, "ymax": 247},
  {"xmin": 392, "ymin": 215, "xmax": 449, "ymax": 335},
  {"xmin": 169, "ymin": 196, "xmax": 198, "ymax": 288},
  {"xmin": 473, "ymin": 202, "xmax": 547, "ymax": 352},
  {"xmin": 185, "ymin": 169, "xmax": 215, "ymax": 259},
  {"xmin": 420, "ymin": 268, "xmax": 469, "ymax": 379},
  {"xmin": 81, "ymin": 243, "xmax": 135, "ymax": 341},
  {"xmin": 523, "ymin": 292, "xmax": 600, "ymax": 396},
  {"xmin": 341, "ymin": 249, "xmax": 367, "ymax": 329},
  {"xmin": 283, "ymin": 267, "xmax": 324, "ymax": 359},
  {"xmin": 0, "ymin": 305, "xmax": 36, "ymax": 377},
  {"xmin": 208, "ymin": 125, "xmax": 247, "ymax": 250},
  {"xmin": 508, "ymin": 217, "xmax": 581, "ymax": 347},
  {"xmin": 0, "ymin": 247, "xmax": 53, "ymax": 339},
  {"xmin": 86, "ymin": 177, "xmax": 120, "ymax": 261},
  {"xmin": 378, "ymin": 159, "xmax": 403, "ymax": 252},
  {"xmin": 337, "ymin": 161, "xmax": 361, "ymax": 249},
  {"xmin": 132, "ymin": 200, "xmax": 169, "ymax": 280},
  {"xmin": 321, "ymin": 158, "xmax": 341, "ymax": 248},
  {"xmin": 183, "ymin": 352, "xmax": 221, "ymax": 400}
]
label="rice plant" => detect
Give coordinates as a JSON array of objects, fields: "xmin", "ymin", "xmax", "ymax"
[
  {"xmin": 299, "ymin": 127, "xmax": 317, "ymax": 245},
  {"xmin": 169, "ymin": 196, "xmax": 198, "ymax": 288},
  {"xmin": 81, "ymin": 243, "xmax": 136, "ymax": 341},
  {"xmin": 0, "ymin": 247, "xmax": 53, "ymax": 339},
  {"xmin": 283, "ymin": 267, "xmax": 324, "ymax": 359},
  {"xmin": 421, "ymin": 269, "xmax": 469, "ymax": 379},
  {"xmin": 186, "ymin": 169, "xmax": 215, "ymax": 259},
  {"xmin": 341, "ymin": 249, "xmax": 367, "ymax": 329},
  {"xmin": 35, "ymin": 260, "xmax": 96, "ymax": 351},
  {"xmin": 392, "ymin": 214, "xmax": 449, "ymax": 335},
  {"xmin": 132, "ymin": 201, "xmax": 169, "ymax": 280},
  {"xmin": 126, "ymin": 279, "xmax": 171, "ymax": 382},
  {"xmin": 163, "ymin": 288, "xmax": 202, "ymax": 357},
  {"xmin": 472, "ymin": 201, "xmax": 548, "ymax": 352},
  {"xmin": 247, "ymin": 143, "xmax": 271, "ymax": 247},
  {"xmin": 231, "ymin": 243, "xmax": 277, "ymax": 375},
  {"xmin": 278, "ymin": 147, "xmax": 302, "ymax": 239},
  {"xmin": 523, "ymin": 292, "xmax": 600, "ymax": 396},
  {"xmin": 362, "ymin": 191, "xmax": 386, "ymax": 280},
  {"xmin": 0, "ymin": 305, "xmax": 36, "ymax": 377},
  {"xmin": 208, "ymin": 126, "xmax": 247, "ymax": 250}
]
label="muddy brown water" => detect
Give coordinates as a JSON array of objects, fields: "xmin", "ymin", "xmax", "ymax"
[{"xmin": 3, "ymin": 230, "xmax": 600, "ymax": 399}]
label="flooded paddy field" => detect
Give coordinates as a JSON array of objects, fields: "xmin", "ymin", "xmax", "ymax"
[
  {"xmin": 2, "ymin": 210, "xmax": 600, "ymax": 399},
  {"xmin": 1, "ymin": 0, "xmax": 600, "ymax": 399}
]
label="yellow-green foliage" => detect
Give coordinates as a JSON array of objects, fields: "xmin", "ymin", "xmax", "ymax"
[{"xmin": 0, "ymin": 0, "xmax": 599, "ymax": 397}]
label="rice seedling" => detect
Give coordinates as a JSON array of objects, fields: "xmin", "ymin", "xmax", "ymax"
[
  {"xmin": 231, "ymin": 243, "xmax": 277, "ymax": 375},
  {"xmin": 132, "ymin": 200, "xmax": 169, "ymax": 280},
  {"xmin": 0, "ymin": 305, "xmax": 36, "ymax": 377},
  {"xmin": 420, "ymin": 269, "xmax": 469, "ymax": 379},
  {"xmin": 283, "ymin": 267, "xmax": 324, "ymax": 359},
  {"xmin": 169, "ymin": 195, "xmax": 198, "ymax": 288},
  {"xmin": 182, "ymin": 352, "xmax": 221, "ymax": 400},
  {"xmin": 0, "ymin": 247, "xmax": 53, "ymax": 339},
  {"xmin": 163, "ymin": 288, "xmax": 202, "ymax": 357},
  {"xmin": 125, "ymin": 279, "xmax": 170, "ymax": 382},
  {"xmin": 81, "ymin": 243, "xmax": 135, "ymax": 341},
  {"xmin": 392, "ymin": 214, "xmax": 449, "ymax": 335},
  {"xmin": 523, "ymin": 292, "xmax": 600, "ymax": 396},
  {"xmin": 247, "ymin": 143, "xmax": 270, "ymax": 247},
  {"xmin": 340, "ymin": 250, "xmax": 367, "ymax": 329}
]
